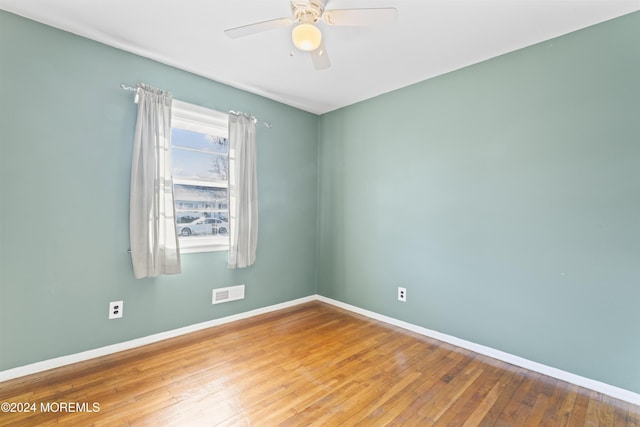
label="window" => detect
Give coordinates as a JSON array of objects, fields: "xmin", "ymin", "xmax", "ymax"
[{"xmin": 171, "ymin": 100, "xmax": 229, "ymax": 253}]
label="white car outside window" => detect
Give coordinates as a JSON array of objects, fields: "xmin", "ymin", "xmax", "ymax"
[{"xmin": 177, "ymin": 218, "xmax": 228, "ymax": 237}]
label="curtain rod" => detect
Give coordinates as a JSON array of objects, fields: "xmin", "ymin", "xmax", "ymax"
[{"xmin": 120, "ymin": 84, "xmax": 272, "ymax": 129}]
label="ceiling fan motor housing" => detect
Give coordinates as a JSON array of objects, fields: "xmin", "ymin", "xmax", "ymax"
[{"xmin": 292, "ymin": 0, "xmax": 325, "ymax": 23}]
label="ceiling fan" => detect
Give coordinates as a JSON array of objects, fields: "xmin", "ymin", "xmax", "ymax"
[{"xmin": 224, "ymin": 0, "xmax": 397, "ymax": 70}]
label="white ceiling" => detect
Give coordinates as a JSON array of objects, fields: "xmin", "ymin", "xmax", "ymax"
[{"xmin": 2, "ymin": 0, "xmax": 639, "ymax": 114}]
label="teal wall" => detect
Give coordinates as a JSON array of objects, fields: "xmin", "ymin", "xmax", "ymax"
[
  {"xmin": 0, "ymin": 11, "xmax": 317, "ymax": 370},
  {"xmin": 317, "ymin": 12, "xmax": 640, "ymax": 393}
]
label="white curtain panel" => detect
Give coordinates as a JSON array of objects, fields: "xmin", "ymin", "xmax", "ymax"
[
  {"xmin": 228, "ymin": 114, "xmax": 258, "ymax": 269},
  {"xmin": 129, "ymin": 83, "xmax": 181, "ymax": 278}
]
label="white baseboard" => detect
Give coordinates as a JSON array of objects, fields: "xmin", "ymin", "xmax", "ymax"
[
  {"xmin": 0, "ymin": 295, "xmax": 316, "ymax": 383},
  {"xmin": 315, "ymin": 295, "xmax": 640, "ymax": 406},
  {"xmin": 2, "ymin": 293, "xmax": 639, "ymax": 407}
]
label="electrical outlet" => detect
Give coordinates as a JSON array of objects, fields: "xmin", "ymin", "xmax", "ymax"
[
  {"xmin": 398, "ymin": 287, "xmax": 407, "ymax": 302},
  {"xmin": 109, "ymin": 301, "xmax": 123, "ymax": 319}
]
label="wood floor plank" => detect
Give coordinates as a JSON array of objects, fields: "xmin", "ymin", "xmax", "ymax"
[
  {"xmin": 365, "ymin": 348, "xmax": 463, "ymax": 426},
  {"xmin": 461, "ymin": 370, "xmax": 509, "ymax": 426},
  {"xmin": 549, "ymin": 383, "xmax": 579, "ymax": 427},
  {"xmin": 513, "ymin": 375, "xmax": 546, "ymax": 424},
  {"xmin": 567, "ymin": 386, "xmax": 591, "ymax": 426},
  {"xmin": 432, "ymin": 361, "xmax": 508, "ymax": 426},
  {"xmin": 472, "ymin": 366, "xmax": 528, "ymax": 426},
  {"xmin": 1, "ymin": 301, "xmax": 638, "ymax": 426},
  {"xmin": 528, "ymin": 393, "xmax": 552, "ymax": 425},
  {"xmin": 427, "ymin": 364, "xmax": 485, "ymax": 423},
  {"xmin": 627, "ymin": 407, "xmax": 640, "ymax": 427},
  {"xmin": 341, "ymin": 369, "xmax": 423, "ymax": 425}
]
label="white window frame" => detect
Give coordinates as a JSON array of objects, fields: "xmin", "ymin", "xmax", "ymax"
[{"xmin": 171, "ymin": 100, "xmax": 229, "ymax": 254}]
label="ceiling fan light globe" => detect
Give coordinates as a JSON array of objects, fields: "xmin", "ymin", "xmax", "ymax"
[{"xmin": 292, "ymin": 23, "xmax": 322, "ymax": 51}]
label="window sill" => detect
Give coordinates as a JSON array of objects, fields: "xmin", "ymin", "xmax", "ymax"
[
  {"xmin": 178, "ymin": 235, "xmax": 229, "ymax": 254},
  {"xmin": 180, "ymin": 244, "xmax": 228, "ymax": 254}
]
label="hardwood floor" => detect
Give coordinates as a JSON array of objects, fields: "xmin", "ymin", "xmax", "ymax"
[{"xmin": 1, "ymin": 301, "xmax": 638, "ymax": 426}]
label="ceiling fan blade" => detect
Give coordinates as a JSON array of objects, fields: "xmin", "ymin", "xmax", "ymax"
[
  {"xmin": 224, "ymin": 17, "xmax": 293, "ymax": 39},
  {"xmin": 322, "ymin": 8, "xmax": 397, "ymax": 26},
  {"xmin": 310, "ymin": 42, "xmax": 330, "ymax": 70}
]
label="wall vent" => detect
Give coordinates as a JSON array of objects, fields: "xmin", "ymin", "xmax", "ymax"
[{"xmin": 212, "ymin": 285, "xmax": 245, "ymax": 304}]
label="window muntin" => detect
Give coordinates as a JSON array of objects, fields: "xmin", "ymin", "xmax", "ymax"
[{"xmin": 171, "ymin": 101, "xmax": 229, "ymax": 253}]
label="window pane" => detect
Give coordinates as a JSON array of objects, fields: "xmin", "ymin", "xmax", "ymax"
[
  {"xmin": 170, "ymin": 114, "xmax": 230, "ymax": 251},
  {"xmin": 171, "ymin": 128, "xmax": 228, "ymax": 181},
  {"xmin": 172, "ymin": 149, "xmax": 228, "ymax": 181},
  {"xmin": 176, "ymin": 211, "xmax": 228, "ymax": 224},
  {"xmin": 175, "ymin": 214, "xmax": 229, "ymax": 237},
  {"xmin": 174, "ymin": 184, "xmax": 228, "ymax": 237},
  {"xmin": 172, "ymin": 128, "xmax": 228, "ymax": 154},
  {"xmin": 174, "ymin": 184, "xmax": 228, "ymax": 212}
]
